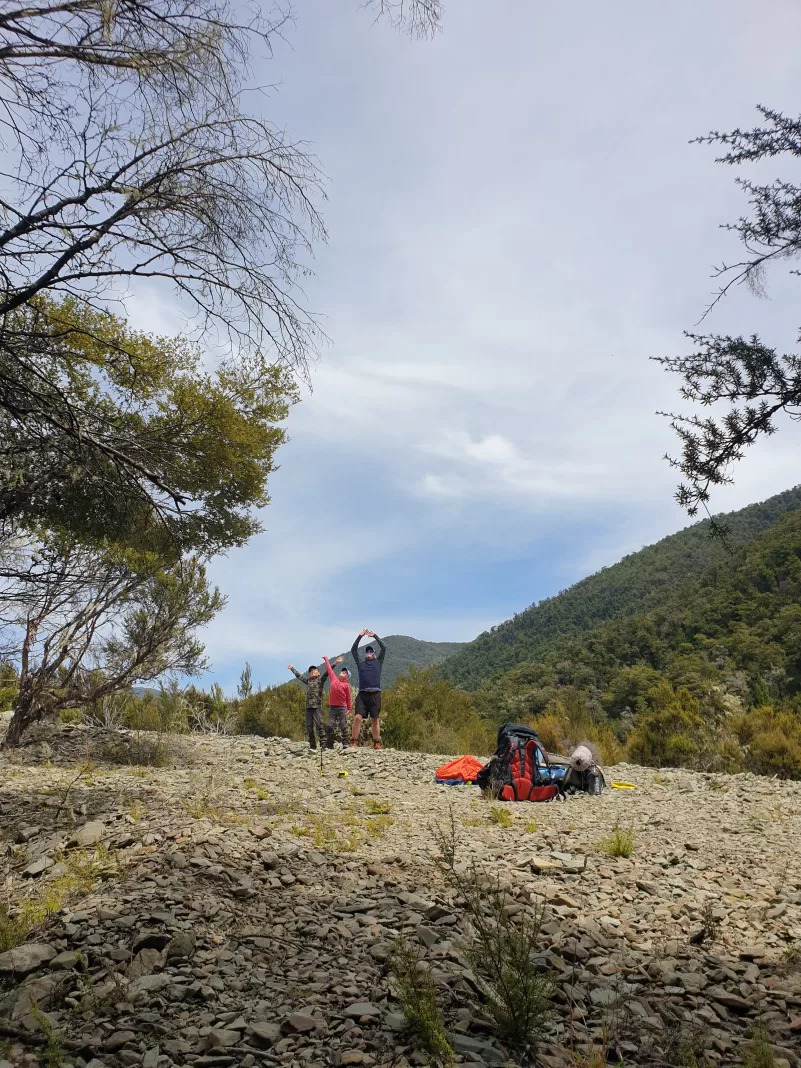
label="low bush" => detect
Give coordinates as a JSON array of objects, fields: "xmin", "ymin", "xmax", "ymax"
[
  {"xmin": 390, "ymin": 936, "xmax": 454, "ymax": 1067},
  {"xmin": 435, "ymin": 813, "xmax": 552, "ymax": 1050}
]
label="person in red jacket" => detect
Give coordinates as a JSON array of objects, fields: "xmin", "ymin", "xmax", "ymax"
[{"xmin": 323, "ymin": 655, "xmax": 353, "ymax": 747}]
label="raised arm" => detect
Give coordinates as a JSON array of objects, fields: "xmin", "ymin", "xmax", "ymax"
[
  {"xmin": 322, "ymin": 656, "xmax": 337, "ymax": 684},
  {"xmin": 288, "ymin": 665, "xmax": 308, "ymax": 687},
  {"xmin": 351, "ymin": 633, "xmax": 364, "ymax": 663},
  {"xmin": 372, "ymin": 634, "xmax": 387, "ymax": 662}
]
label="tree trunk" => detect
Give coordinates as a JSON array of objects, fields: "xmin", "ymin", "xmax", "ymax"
[{"xmin": 2, "ymin": 697, "xmax": 38, "ymax": 748}]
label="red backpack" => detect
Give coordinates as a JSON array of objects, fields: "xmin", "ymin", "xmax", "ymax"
[
  {"xmin": 476, "ymin": 725, "xmax": 558, "ymax": 802},
  {"xmin": 500, "ymin": 735, "xmax": 558, "ymax": 802}
]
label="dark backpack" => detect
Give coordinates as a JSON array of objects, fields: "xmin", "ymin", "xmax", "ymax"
[{"xmin": 476, "ymin": 724, "xmax": 559, "ymax": 803}]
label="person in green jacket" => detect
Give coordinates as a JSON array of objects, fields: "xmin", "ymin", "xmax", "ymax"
[{"xmin": 287, "ymin": 657, "xmax": 343, "ymax": 749}]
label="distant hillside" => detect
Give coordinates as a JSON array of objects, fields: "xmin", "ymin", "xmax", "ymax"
[
  {"xmin": 337, "ymin": 635, "xmax": 466, "ymax": 688},
  {"xmin": 475, "ymin": 506, "xmax": 801, "ymax": 756},
  {"xmin": 438, "ymin": 486, "xmax": 801, "ymax": 691}
]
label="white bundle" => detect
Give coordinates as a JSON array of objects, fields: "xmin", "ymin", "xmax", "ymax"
[{"xmin": 569, "ymin": 744, "xmax": 594, "ymax": 772}]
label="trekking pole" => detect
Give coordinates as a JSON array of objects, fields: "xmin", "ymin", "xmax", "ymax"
[{"xmin": 320, "ymin": 735, "xmax": 324, "ymax": 778}]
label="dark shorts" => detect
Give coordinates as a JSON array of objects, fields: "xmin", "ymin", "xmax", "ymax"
[{"xmin": 355, "ymin": 691, "xmax": 381, "ymax": 719}]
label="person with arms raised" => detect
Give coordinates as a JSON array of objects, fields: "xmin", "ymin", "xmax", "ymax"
[
  {"xmin": 350, "ymin": 629, "xmax": 386, "ymax": 749},
  {"xmin": 323, "ymin": 655, "xmax": 353, "ymax": 748},
  {"xmin": 287, "ymin": 657, "xmax": 342, "ymax": 751}
]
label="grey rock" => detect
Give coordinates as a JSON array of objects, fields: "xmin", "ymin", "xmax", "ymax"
[
  {"xmin": 24, "ymin": 856, "xmax": 54, "ymax": 877},
  {"xmin": 590, "ymin": 987, "xmax": 620, "ymax": 1008},
  {"xmin": 105, "ymin": 1031, "xmax": 137, "ymax": 1052},
  {"xmin": 0, "ymin": 943, "xmax": 56, "ymax": 976},
  {"xmin": 247, "ymin": 1021, "xmax": 281, "ymax": 1047},
  {"xmin": 344, "ymin": 1002, "xmax": 381, "ymax": 1018},
  {"xmin": 282, "ymin": 1012, "xmax": 317, "ymax": 1033},
  {"xmin": 202, "ymin": 1029, "xmax": 241, "ymax": 1051},
  {"xmin": 74, "ymin": 819, "xmax": 105, "ymax": 846},
  {"xmin": 452, "ymin": 1036, "xmax": 505, "ymax": 1065},
  {"xmin": 129, "ymin": 973, "xmax": 171, "ymax": 996},
  {"xmin": 166, "ymin": 932, "xmax": 196, "ymax": 959},
  {"xmin": 49, "ymin": 950, "xmax": 81, "ymax": 970},
  {"xmin": 142, "ymin": 1048, "xmax": 160, "ymax": 1068}
]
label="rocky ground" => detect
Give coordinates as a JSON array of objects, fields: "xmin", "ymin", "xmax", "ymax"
[{"xmin": 1, "ymin": 725, "xmax": 800, "ymax": 1068}]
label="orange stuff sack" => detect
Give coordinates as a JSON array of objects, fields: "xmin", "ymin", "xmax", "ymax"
[{"xmin": 435, "ymin": 755, "xmax": 484, "ymax": 784}]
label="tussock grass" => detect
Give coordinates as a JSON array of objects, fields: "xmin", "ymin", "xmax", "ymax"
[
  {"xmin": 0, "ymin": 846, "xmax": 117, "ymax": 951},
  {"xmin": 599, "ymin": 825, "xmax": 635, "ymax": 858},
  {"xmin": 488, "ymin": 806, "xmax": 512, "ymax": 828}
]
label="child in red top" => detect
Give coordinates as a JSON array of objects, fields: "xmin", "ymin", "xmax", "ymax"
[{"xmin": 323, "ymin": 655, "xmax": 352, "ymax": 747}]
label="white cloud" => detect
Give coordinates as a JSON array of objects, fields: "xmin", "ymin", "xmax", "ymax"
[{"xmin": 107, "ymin": 0, "xmax": 801, "ymax": 689}]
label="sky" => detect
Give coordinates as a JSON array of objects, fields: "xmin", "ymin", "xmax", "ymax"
[{"xmin": 131, "ymin": 0, "xmax": 801, "ymax": 691}]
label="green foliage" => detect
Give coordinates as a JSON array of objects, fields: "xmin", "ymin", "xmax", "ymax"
[
  {"xmin": 740, "ymin": 1028, "xmax": 779, "ymax": 1068},
  {"xmin": 390, "ymin": 937, "xmax": 454, "ymax": 1067},
  {"xmin": 380, "ymin": 668, "xmax": 494, "ymax": 754},
  {"xmin": 488, "ymin": 806, "xmax": 512, "ymax": 828},
  {"xmin": 2, "ymin": 296, "xmax": 298, "ymax": 556},
  {"xmin": 435, "ymin": 815, "xmax": 552, "ymax": 1050},
  {"xmin": 627, "ymin": 682, "xmax": 704, "ymax": 768},
  {"xmin": 439, "ymin": 486, "xmax": 801, "ymax": 691},
  {"xmin": 731, "ymin": 706, "xmax": 801, "ymax": 779},
  {"xmin": 235, "ymin": 682, "xmax": 306, "ymax": 741},
  {"xmin": 599, "ymin": 826, "xmax": 635, "ymax": 858},
  {"xmin": 453, "ymin": 503, "xmax": 801, "ymax": 778}
]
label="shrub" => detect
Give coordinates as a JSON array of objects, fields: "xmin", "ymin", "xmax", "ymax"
[
  {"xmin": 390, "ymin": 937, "xmax": 454, "ymax": 1067},
  {"xmin": 731, "ymin": 706, "xmax": 801, "ymax": 779},
  {"xmin": 235, "ymin": 683, "xmax": 305, "ymax": 740},
  {"xmin": 529, "ymin": 696, "xmax": 624, "ymax": 765},
  {"xmin": 488, "ymin": 806, "xmax": 512, "ymax": 828},
  {"xmin": 435, "ymin": 814, "xmax": 552, "ymax": 1050},
  {"xmin": 627, "ymin": 681, "xmax": 704, "ymax": 767},
  {"xmin": 381, "ymin": 669, "xmax": 494, "ymax": 755}
]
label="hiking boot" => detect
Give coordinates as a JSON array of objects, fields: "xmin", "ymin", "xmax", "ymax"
[
  {"xmin": 374, "ymin": 741, "xmax": 383, "ymax": 750},
  {"xmin": 349, "ymin": 740, "xmax": 358, "ymax": 748}
]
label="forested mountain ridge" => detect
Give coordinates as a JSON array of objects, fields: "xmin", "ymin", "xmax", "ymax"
[
  {"xmin": 330, "ymin": 635, "xmax": 466, "ymax": 688},
  {"xmin": 465, "ymin": 506, "xmax": 801, "ymax": 776},
  {"xmin": 438, "ymin": 486, "xmax": 801, "ymax": 691}
]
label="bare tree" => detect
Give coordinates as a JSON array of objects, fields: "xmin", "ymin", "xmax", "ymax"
[
  {"xmin": 0, "ymin": 0, "xmax": 446, "ymax": 546},
  {"xmin": 0, "ymin": 531, "xmax": 222, "ymax": 747}
]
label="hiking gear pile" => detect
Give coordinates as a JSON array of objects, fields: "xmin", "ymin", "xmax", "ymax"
[{"xmin": 474, "ymin": 724, "xmax": 606, "ymax": 801}]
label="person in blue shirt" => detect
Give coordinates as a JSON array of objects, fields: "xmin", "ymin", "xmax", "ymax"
[{"xmin": 350, "ymin": 629, "xmax": 386, "ymax": 749}]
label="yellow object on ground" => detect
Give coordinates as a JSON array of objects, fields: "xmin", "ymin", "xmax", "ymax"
[
  {"xmin": 337, "ymin": 770, "xmax": 349, "ymax": 778},
  {"xmin": 610, "ymin": 781, "xmax": 637, "ymax": 790}
]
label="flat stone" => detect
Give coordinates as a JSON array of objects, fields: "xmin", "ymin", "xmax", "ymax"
[
  {"xmin": 129, "ymin": 973, "xmax": 171, "ymax": 996},
  {"xmin": 282, "ymin": 1012, "xmax": 317, "ymax": 1033},
  {"xmin": 74, "ymin": 820, "xmax": 105, "ymax": 846},
  {"xmin": 202, "ymin": 1029, "xmax": 241, "ymax": 1051},
  {"xmin": 247, "ymin": 1022, "xmax": 281, "ymax": 1047},
  {"xmin": 24, "ymin": 856, "xmax": 54, "ymax": 877},
  {"xmin": 452, "ymin": 1035, "xmax": 505, "ymax": 1065},
  {"xmin": 0, "ymin": 944, "xmax": 56, "ymax": 976},
  {"xmin": 15, "ymin": 826, "xmax": 40, "ymax": 843},
  {"xmin": 384, "ymin": 1013, "xmax": 407, "ymax": 1030},
  {"xmin": 49, "ymin": 951, "xmax": 81, "ymax": 970},
  {"xmin": 142, "ymin": 1047, "xmax": 160, "ymax": 1068},
  {"xmin": 341, "ymin": 1052, "xmax": 364, "ymax": 1065},
  {"xmin": 590, "ymin": 988, "xmax": 620, "ymax": 1008},
  {"xmin": 344, "ymin": 1002, "xmax": 381, "ymax": 1018},
  {"xmin": 105, "ymin": 1031, "xmax": 137, "ymax": 1052}
]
